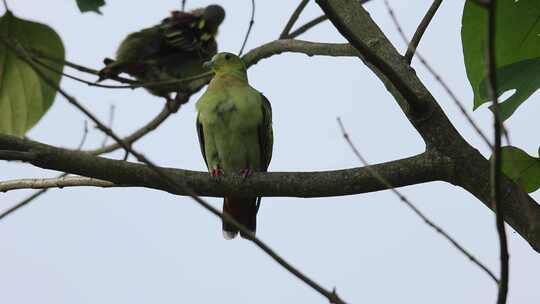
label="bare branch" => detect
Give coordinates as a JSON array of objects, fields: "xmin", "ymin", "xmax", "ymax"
[
  {"xmin": 0, "ymin": 188, "xmax": 49, "ymax": 220},
  {"xmin": 287, "ymin": 0, "xmax": 373, "ymax": 39},
  {"xmin": 101, "ymin": 105, "xmax": 115, "ymax": 147},
  {"xmin": 316, "ymin": 0, "xmax": 430, "ymax": 114},
  {"xmin": 242, "ymin": 39, "xmax": 358, "ymax": 66},
  {"xmin": 0, "ymin": 176, "xmax": 115, "ymax": 192},
  {"xmin": 0, "ymin": 134, "xmax": 451, "ymax": 198},
  {"xmin": 76, "ymin": 121, "xmax": 89, "ymax": 150},
  {"xmin": 314, "ymin": 0, "xmax": 540, "ymax": 254},
  {"xmin": 382, "ymin": 0, "xmax": 492, "ymax": 149},
  {"xmin": 280, "ymin": 0, "xmax": 310, "ymax": 39},
  {"xmin": 238, "ymin": 0, "xmax": 255, "ymax": 56},
  {"xmin": 485, "ymin": 0, "xmax": 510, "ymax": 302},
  {"xmin": 337, "ymin": 118, "xmax": 499, "ymax": 283},
  {"xmin": 87, "ymin": 102, "xmax": 176, "ymax": 155},
  {"xmin": 404, "ymin": 0, "xmax": 443, "ymax": 64},
  {"xmin": 288, "ymin": 15, "xmax": 327, "ymax": 39}
]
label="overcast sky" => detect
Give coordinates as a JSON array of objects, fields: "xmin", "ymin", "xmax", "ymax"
[{"xmin": 1, "ymin": 0, "xmax": 539, "ymax": 303}]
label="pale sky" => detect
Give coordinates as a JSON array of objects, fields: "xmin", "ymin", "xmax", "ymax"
[{"xmin": 1, "ymin": 1, "xmax": 539, "ymax": 303}]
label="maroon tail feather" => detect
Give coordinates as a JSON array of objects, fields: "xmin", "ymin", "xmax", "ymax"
[{"xmin": 222, "ymin": 196, "xmax": 257, "ymax": 239}]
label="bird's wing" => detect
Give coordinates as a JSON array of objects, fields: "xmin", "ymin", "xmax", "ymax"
[
  {"xmin": 196, "ymin": 113, "xmax": 209, "ymax": 168},
  {"xmin": 258, "ymin": 94, "xmax": 273, "ymax": 171},
  {"xmin": 160, "ymin": 10, "xmax": 213, "ymax": 53}
]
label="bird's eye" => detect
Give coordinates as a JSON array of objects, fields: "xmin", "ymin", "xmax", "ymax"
[{"xmin": 224, "ymin": 54, "xmax": 231, "ymax": 60}]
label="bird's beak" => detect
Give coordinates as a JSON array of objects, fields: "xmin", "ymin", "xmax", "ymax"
[{"xmin": 203, "ymin": 60, "xmax": 213, "ymax": 69}]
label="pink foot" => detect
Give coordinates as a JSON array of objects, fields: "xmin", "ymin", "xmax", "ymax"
[
  {"xmin": 241, "ymin": 167, "xmax": 252, "ymax": 179},
  {"xmin": 211, "ymin": 168, "xmax": 224, "ymax": 177}
]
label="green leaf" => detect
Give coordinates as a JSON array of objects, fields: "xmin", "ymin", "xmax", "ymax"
[
  {"xmin": 499, "ymin": 146, "xmax": 540, "ymax": 193},
  {"xmin": 76, "ymin": 0, "xmax": 106, "ymax": 14},
  {"xmin": 461, "ymin": 0, "xmax": 540, "ymax": 120},
  {"xmin": 478, "ymin": 57, "xmax": 540, "ymax": 121},
  {"xmin": 0, "ymin": 11, "xmax": 65, "ymax": 136}
]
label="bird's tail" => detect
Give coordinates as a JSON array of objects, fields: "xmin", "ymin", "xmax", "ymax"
[{"xmin": 222, "ymin": 196, "xmax": 257, "ymax": 240}]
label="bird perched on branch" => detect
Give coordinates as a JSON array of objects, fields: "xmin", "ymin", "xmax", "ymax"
[
  {"xmin": 196, "ymin": 52, "xmax": 273, "ymax": 239},
  {"xmin": 98, "ymin": 5, "xmax": 225, "ymax": 107}
]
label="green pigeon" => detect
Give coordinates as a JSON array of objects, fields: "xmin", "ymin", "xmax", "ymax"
[
  {"xmin": 98, "ymin": 5, "xmax": 225, "ymax": 102},
  {"xmin": 196, "ymin": 52, "xmax": 273, "ymax": 239}
]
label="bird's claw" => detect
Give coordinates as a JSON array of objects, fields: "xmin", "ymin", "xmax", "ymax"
[
  {"xmin": 241, "ymin": 167, "xmax": 252, "ymax": 180},
  {"xmin": 211, "ymin": 168, "xmax": 224, "ymax": 177}
]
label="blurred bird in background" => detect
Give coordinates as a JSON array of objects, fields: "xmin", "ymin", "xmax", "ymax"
[{"xmin": 98, "ymin": 5, "xmax": 225, "ymax": 108}]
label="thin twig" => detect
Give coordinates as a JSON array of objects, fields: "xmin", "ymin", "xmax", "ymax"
[
  {"xmin": 76, "ymin": 121, "xmax": 89, "ymax": 150},
  {"xmin": 88, "ymin": 103, "xmax": 175, "ymax": 155},
  {"xmin": 0, "ymin": 185, "xmax": 57, "ymax": 221},
  {"xmin": 337, "ymin": 118, "xmax": 499, "ymax": 283},
  {"xmin": 238, "ymin": 0, "xmax": 255, "ymax": 56},
  {"xmin": 383, "ymin": 0, "xmax": 492, "ymax": 149},
  {"xmin": 287, "ymin": 0, "xmax": 372, "ymax": 39},
  {"xmin": 101, "ymin": 105, "xmax": 115, "ymax": 147},
  {"xmin": 404, "ymin": 0, "xmax": 443, "ymax": 64},
  {"xmin": 486, "ymin": 0, "xmax": 509, "ymax": 303},
  {"xmin": 3, "ymin": 37, "xmax": 347, "ymax": 304},
  {"xmin": 30, "ymin": 49, "xmax": 137, "ymax": 84},
  {"xmin": 288, "ymin": 15, "xmax": 327, "ymax": 39},
  {"xmin": 2, "ymin": 0, "xmax": 9, "ymax": 11},
  {"xmin": 32, "ymin": 57, "xmax": 134, "ymax": 89},
  {"xmin": 1, "ymin": 120, "xmax": 89, "ymax": 219},
  {"xmin": 279, "ymin": 0, "xmax": 310, "ymax": 39}
]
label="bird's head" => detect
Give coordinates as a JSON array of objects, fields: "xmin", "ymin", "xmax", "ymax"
[
  {"xmin": 202, "ymin": 5, "xmax": 226, "ymax": 32},
  {"xmin": 204, "ymin": 52, "xmax": 247, "ymax": 77}
]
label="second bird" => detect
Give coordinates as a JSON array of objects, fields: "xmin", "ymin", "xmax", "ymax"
[
  {"xmin": 99, "ymin": 5, "xmax": 225, "ymax": 102},
  {"xmin": 196, "ymin": 52, "xmax": 273, "ymax": 239}
]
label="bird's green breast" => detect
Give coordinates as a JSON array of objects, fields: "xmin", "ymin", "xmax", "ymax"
[{"xmin": 196, "ymin": 78, "xmax": 264, "ymax": 172}]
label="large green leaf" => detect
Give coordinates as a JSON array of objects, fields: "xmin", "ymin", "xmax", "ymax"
[
  {"xmin": 76, "ymin": 0, "xmax": 106, "ymax": 14},
  {"xmin": 0, "ymin": 11, "xmax": 64, "ymax": 136},
  {"xmin": 461, "ymin": 0, "xmax": 540, "ymax": 120},
  {"xmin": 499, "ymin": 146, "xmax": 540, "ymax": 193}
]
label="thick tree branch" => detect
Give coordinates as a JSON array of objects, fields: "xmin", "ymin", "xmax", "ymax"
[
  {"xmin": 316, "ymin": 0, "xmax": 432, "ymax": 115},
  {"xmin": 0, "ymin": 134, "xmax": 451, "ymax": 198},
  {"xmin": 315, "ymin": 0, "xmax": 540, "ymax": 253}
]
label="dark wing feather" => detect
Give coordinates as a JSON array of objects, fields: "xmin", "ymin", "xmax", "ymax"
[
  {"xmin": 196, "ymin": 113, "xmax": 209, "ymax": 168},
  {"xmin": 258, "ymin": 94, "xmax": 273, "ymax": 172},
  {"xmin": 160, "ymin": 10, "xmax": 214, "ymax": 54}
]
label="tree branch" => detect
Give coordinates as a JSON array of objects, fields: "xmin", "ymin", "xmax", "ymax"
[
  {"xmin": 337, "ymin": 118, "xmax": 498, "ymax": 283},
  {"xmin": 0, "ymin": 176, "xmax": 115, "ymax": 192},
  {"xmin": 486, "ymin": 0, "xmax": 510, "ymax": 302},
  {"xmin": 280, "ymin": 0, "xmax": 310, "ymax": 39},
  {"xmin": 315, "ymin": 0, "xmax": 540, "ymax": 254},
  {"xmin": 316, "ymin": 0, "xmax": 431, "ymax": 115},
  {"xmin": 404, "ymin": 0, "xmax": 443, "ymax": 64},
  {"xmin": 242, "ymin": 39, "xmax": 358, "ymax": 65},
  {"xmin": 286, "ymin": 0, "xmax": 373, "ymax": 39},
  {"xmin": 0, "ymin": 134, "xmax": 451, "ymax": 198}
]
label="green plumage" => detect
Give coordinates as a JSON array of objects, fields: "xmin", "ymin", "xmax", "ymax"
[
  {"xmin": 196, "ymin": 53, "xmax": 273, "ymax": 239},
  {"xmin": 98, "ymin": 5, "xmax": 225, "ymax": 100}
]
